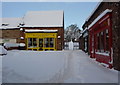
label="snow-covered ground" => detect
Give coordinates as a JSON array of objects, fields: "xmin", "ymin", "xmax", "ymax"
[
  {"xmin": 0, "ymin": 56, "xmax": 2, "ymax": 84},
  {"xmin": 2, "ymin": 50, "xmax": 118, "ymax": 83}
]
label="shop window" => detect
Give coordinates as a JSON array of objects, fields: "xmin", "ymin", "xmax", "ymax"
[
  {"xmin": 50, "ymin": 38, "xmax": 54, "ymax": 47},
  {"xmin": 44, "ymin": 38, "xmax": 54, "ymax": 48},
  {"xmin": 96, "ymin": 29, "xmax": 109, "ymax": 53},
  {"xmin": 44, "ymin": 38, "xmax": 49, "ymax": 47},
  {"xmin": 28, "ymin": 38, "xmax": 37, "ymax": 48},
  {"xmin": 28, "ymin": 38, "xmax": 32, "ymax": 47}
]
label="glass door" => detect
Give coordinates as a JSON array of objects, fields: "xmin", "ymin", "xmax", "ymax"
[{"xmin": 39, "ymin": 38, "xmax": 43, "ymax": 51}]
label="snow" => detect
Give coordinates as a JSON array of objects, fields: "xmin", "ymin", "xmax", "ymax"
[
  {"xmin": 1, "ymin": 18, "xmax": 21, "ymax": 29},
  {"xmin": 83, "ymin": 31, "xmax": 88, "ymax": 37},
  {"xmin": 2, "ymin": 50, "xmax": 66, "ymax": 83},
  {"xmin": 20, "ymin": 28, "xmax": 23, "ymax": 31},
  {"xmin": 58, "ymin": 36, "xmax": 61, "ymax": 38},
  {"xmin": 0, "ymin": 55, "xmax": 2, "ymax": 85},
  {"xmin": 0, "ymin": 46, "xmax": 7, "ymax": 55},
  {"xmin": 88, "ymin": 9, "xmax": 112, "ymax": 29},
  {"xmin": 25, "ymin": 29, "xmax": 58, "ymax": 32},
  {"xmin": 4, "ymin": 43, "xmax": 25, "ymax": 48},
  {"xmin": 2, "ymin": 50, "xmax": 118, "ymax": 83},
  {"xmin": 4, "ymin": 43, "xmax": 20, "ymax": 48},
  {"xmin": 19, "ymin": 43, "xmax": 25, "ymax": 47},
  {"xmin": 81, "ymin": 27, "xmax": 87, "ymax": 34},
  {"xmin": 20, "ymin": 37, "xmax": 24, "ymax": 39},
  {"xmin": 22, "ymin": 10, "xmax": 63, "ymax": 27},
  {"xmin": 95, "ymin": 52, "xmax": 109, "ymax": 56}
]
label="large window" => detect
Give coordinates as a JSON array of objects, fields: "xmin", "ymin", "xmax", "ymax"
[
  {"xmin": 50, "ymin": 38, "xmax": 54, "ymax": 47},
  {"xmin": 96, "ymin": 29, "xmax": 109, "ymax": 53},
  {"xmin": 28, "ymin": 38, "xmax": 37, "ymax": 48},
  {"xmin": 44, "ymin": 38, "xmax": 54, "ymax": 48}
]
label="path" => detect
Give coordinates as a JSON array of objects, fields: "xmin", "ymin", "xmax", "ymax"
[{"xmin": 48, "ymin": 50, "xmax": 118, "ymax": 83}]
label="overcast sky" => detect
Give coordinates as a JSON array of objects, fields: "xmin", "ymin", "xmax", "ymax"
[{"xmin": 2, "ymin": 2, "xmax": 99, "ymax": 30}]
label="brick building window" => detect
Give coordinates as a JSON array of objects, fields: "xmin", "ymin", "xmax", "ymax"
[{"xmin": 96, "ymin": 29, "xmax": 109, "ymax": 53}]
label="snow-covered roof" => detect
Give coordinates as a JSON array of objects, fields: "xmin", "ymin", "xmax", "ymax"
[
  {"xmin": 81, "ymin": 27, "xmax": 88, "ymax": 34},
  {"xmin": 25, "ymin": 29, "xmax": 58, "ymax": 33},
  {"xmin": 0, "ymin": 18, "xmax": 22, "ymax": 29},
  {"xmin": 22, "ymin": 10, "xmax": 64, "ymax": 27},
  {"xmin": 88, "ymin": 9, "xmax": 112, "ymax": 29}
]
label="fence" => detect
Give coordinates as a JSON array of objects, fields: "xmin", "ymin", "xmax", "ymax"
[{"xmin": 64, "ymin": 41, "xmax": 79, "ymax": 50}]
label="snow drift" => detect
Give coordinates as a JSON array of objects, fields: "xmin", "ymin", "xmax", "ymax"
[
  {"xmin": 0, "ymin": 46, "xmax": 7, "ymax": 55},
  {"xmin": 2, "ymin": 50, "xmax": 66, "ymax": 83},
  {"xmin": 2, "ymin": 50, "xmax": 118, "ymax": 83}
]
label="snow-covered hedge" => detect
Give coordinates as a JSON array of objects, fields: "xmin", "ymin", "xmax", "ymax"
[
  {"xmin": 4, "ymin": 43, "xmax": 25, "ymax": 48},
  {"xmin": 0, "ymin": 45, "xmax": 7, "ymax": 55}
]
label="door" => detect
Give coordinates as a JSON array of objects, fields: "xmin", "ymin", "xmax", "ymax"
[{"xmin": 39, "ymin": 38, "xmax": 43, "ymax": 51}]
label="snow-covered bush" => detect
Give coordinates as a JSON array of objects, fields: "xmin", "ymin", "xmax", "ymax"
[
  {"xmin": 0, "ymin": 45, "xmax": 7, "ymax": 55},
  {"xmin": 19, "ymin": 43, "xmax": 25, "ymax": 47},
  {"xmin": 4, "ymin": 43, "xmax": 25, "ymax": 48},
  {"xmin": 4, "ymin": 43, "xmax": 20, "ymax": 48}
]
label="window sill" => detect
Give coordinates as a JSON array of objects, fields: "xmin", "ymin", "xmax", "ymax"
[{"xmin": 95, "ymin": 52, "xmax": 109, "ymax": 56}]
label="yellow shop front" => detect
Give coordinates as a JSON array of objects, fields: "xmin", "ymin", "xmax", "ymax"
[{"xmin": 25, "ymin": 32, "xmax": 57, "ymax": 51}]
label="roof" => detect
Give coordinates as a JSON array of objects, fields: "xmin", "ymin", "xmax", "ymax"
[
  {"xmin": 0, "ymin": 18, "xmax": 22, "ymax": 29},
  {"xmin": 22, "ymin": 10, "xmax": 64, "ymax": 27},
  {"xmin": 87, "ymin": 9, "xmax": 112, "ymax": 29},
  {"xmin": 82, "ymin": 9, "xmax": 112, "ymax": 34}
]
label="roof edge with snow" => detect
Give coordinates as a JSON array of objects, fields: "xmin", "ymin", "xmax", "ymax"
[
  {"xmin": 25, "ymin": 29, "xmax": 58, "ymax": 33},
  {"xmin": 20, "ymin": 25, "xmax": 63, "ymax": 28},
  {"xmin": 88, "ymin": 9, "xmax": 112, "ymax": 29}
]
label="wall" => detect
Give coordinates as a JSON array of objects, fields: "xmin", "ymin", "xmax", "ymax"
[{"xmin": 0, "ymin": 29, "xmax": 21, "ymax": 43}]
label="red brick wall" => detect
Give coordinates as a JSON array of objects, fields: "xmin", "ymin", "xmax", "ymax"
[{"xmin": 0, "ymin": 29, "xmax": 21, "ymax": 43}]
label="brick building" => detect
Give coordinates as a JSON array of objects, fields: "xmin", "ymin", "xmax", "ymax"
[
  {"xmin": 80, "ymin": 2, "xmax": 120, "ymax": 70},
  {"xmin": 0, "ymin": 18, "xmax": 21, "ymax": 44},
  {"xmin": 0, "ymin": 10, "xmax": 64, "ymax": 51}
]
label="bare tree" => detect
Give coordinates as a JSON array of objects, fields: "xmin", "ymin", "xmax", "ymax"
[{"xmin": 64, "ymin": 24, "xmax": 81, "ymax": 42}]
